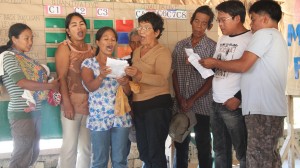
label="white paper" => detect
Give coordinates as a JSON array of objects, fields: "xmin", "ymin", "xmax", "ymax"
[
  {"xmin": 185, "ymin": 48, "xmax": 214, "ymax": 79},
  {"xmin": 106, "ymin": 57, "xmax": 129, "ymax": 78}
]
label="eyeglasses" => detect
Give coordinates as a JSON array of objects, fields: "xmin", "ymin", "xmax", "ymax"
[
  {"xmin": 216, "ymin": 17, "xmax": 232, "ymax": 24},
  {"xmin": 136, "ymin": 26, "xmax": 153, "ymax": 31}
]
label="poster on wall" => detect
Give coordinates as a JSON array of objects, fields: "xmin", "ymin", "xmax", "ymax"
[{"xmin": 282, "ymin": 0, "xmax": 300, "ymax": 95}]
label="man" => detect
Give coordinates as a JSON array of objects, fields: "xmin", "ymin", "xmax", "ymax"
[
  {"xmin": 172, "ymin": 5, "xmax": 216, "ymax": 168},
  {"xmin": 208, "ymin": 1, "xmax": 251, "ymax": 168},
  {"xmin": 200, "ymin": 1, "xmax": 289, "ymax": 168}
]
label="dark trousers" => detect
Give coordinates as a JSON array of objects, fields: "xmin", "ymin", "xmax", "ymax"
[
  {"xmin": 134, "ymin": 107, "xmax": 172, "ymax": 168},
  {"xmin": 174, "ymin": 114, "xmax": 212, "ymax": 168}
]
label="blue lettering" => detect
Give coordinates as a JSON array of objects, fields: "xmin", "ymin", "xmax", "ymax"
[
  {"xmin": 287, "ymin": 24, "xmax": 300, "ymax": 46},
  {"xmin": 294, "ymin": 57, "xmax": 300, "ymax": 79}
]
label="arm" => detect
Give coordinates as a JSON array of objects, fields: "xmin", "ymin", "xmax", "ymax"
[
  {"xmin": 55, "ymin": 43, "xmax": 74, "ymax": 119},
  {"xmin": 185, "ymin": 76, "xmax": 213, "ymax": 111},
  {"xmin": 81, "ymin": 64, "xmax": 111, "ymax": 92},
  {"xmin": 17, "ymin": 79, "xmax": 59, "ymax": 91},
  {"xmin": 223, "ymin": 90, "xmax": 241, "ymax": 111},
  {"xmin": 200, "ymin": 51, "xmax": 258, "ymax": 73},
  {"xmin": 172, "ymin": 70, "xmax": 187, "ymax": 112}
]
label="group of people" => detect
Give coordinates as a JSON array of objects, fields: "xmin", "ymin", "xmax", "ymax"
[{"xmin": 0, "ymin": 0, "xmax": 288, "ymax": 168}]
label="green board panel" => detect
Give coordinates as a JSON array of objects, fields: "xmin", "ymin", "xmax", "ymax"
[
  {"xmin": 47, "ymin": 62, "xmax": 56, "ymax": 72},
  {"xmin": 86, "ymin": 19, "xmax": 91, "ymax": 29},
  {"xmin": 45, "ymin": 18, "xmax": 90, "ymax": 29},
  {"xmin": 47, "ymin": 48, "xmax": 57, "ymax": 57},
  {"xmin": 84, "ymin": 34, "xmax": 91, "ymax": 43},
  {"xmin": 0, "ymin": 101, "xmax": 62, "ymax": 141},
  {"xmin": 0, "ymin": 101, "xmax": 11, "ymax": 140},
  {"xmin": 94, "ymin": 20, "xmax": 113, "ymax": 29},
  {"xmin": 45, "ymin": 18, "xmax": 65, "ymax": 28},
  {"xmin": 46, "ymin": 33, "xmax": 66, "ymax": 44},
  {"xmin": 40, "ymin": 101, "xmax": 62, "ymax": 139}
]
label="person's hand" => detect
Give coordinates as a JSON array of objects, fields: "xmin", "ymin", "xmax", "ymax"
[
  {"xmin": 199, "ymin": 58, "xmax": 217, "ymax": 69},
  {"xmin": 185, "ymin": 98, "xmax": 195, "ymax": 112},
  {"xmin": 99, "ymin": 66, "xmax": 112, "ymax": 78},
  {"xmin": 125, "ymin": 66, "xmax": 140, "ymax": 77},
  {"xmin": 125, "ymin": 66, "xmax": 142, "ymax": 81},
  {"xmin": 223, "ymin": 97, "xmax": 241, "ymax": 111},
  {"xmin": 117, "ymin": 76, "xmax": 129, "ymax": 86},
  {"xmin": 49, "ymin": 78, "xmax": 60, "ymax": 91},
  {"xmin": 63, "ymin": 102, "xmax": 75, "ymax": 120},
  {"xmin": 177, "ymin": 96, "xmax": 188, "ymax": 113}
]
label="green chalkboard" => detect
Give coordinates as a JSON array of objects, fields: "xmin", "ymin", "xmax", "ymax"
[{"xmin": 0, "ymin": 101, "xmax": 62, "ymax": 141}]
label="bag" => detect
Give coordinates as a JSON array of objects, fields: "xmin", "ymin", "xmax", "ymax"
[{"xmin": 169, "ymin": 111, "xmax": 197, "ymax": 143}]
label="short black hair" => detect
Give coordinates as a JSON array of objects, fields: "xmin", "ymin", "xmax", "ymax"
[
  {"xmin": 216, "ymin": 0, "xmax": 246, "ymax": 23},
  {"xmin": 138, "ymin": 12, "xmax": 164, "ymax": 39},
  {"xmin": 191, "ymin": 5, "xmax": 215, "ymax": 26},
  {"xmin": 249, "ymin": 0, "xmax": 282, "ymax": 23}
]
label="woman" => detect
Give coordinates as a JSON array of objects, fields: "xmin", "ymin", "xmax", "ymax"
[
  {"xmin": 0, "ymin": 23, "xmax": 59, "ymax": 168},
  {"xmin": 125, "ymin": 12, "xmax": 172, "ymax": 168},
  {"xmin": 55, "ymin": 12, "xmax": 94, "ymax": 168},
  {"xmin": 81, "ymin": 26, "xmax": 132, "ymax": 168}
]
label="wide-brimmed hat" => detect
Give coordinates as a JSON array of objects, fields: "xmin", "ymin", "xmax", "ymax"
[{"xmin": 169, "ymin": 111, "xmax": 197, "ymax": 143}]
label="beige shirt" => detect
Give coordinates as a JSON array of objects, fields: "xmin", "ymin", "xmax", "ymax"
[{"xmin": 132, "ymin": 44, "xmax": 172, "ymax": 101}]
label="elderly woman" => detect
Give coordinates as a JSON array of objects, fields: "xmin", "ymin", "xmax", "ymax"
[{"xmin": 125, "ymin": 12, "xmax": 172, "ymax": 168}]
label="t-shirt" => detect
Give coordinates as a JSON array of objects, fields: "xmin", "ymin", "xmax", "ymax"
[
  {"xmin": 81, "ymin": 57, "xmax": 132, "ymax": 131},
  {"xmin": 213, "ymin": 31, "xmax": 252, "ymax": 103},
  {"xmin": 241, "ymin": 28, "xmax": 289, "ymax": 116}
]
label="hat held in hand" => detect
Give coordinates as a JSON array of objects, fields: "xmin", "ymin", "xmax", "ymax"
[{"xmin": 169, "ymin": 111, "xmax": 197, "ymax": 143}]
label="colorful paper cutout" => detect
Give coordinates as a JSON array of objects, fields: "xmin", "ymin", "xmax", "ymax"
[
  {"xmin": 117, "ymin": 46, "xmax": 132, "ymax": 58},
  {"xmin": 117, "ymin": 32, "xmax": 129, "ymax": 44},
  {"xmin": 116, "ymin": 20, "xmax": 133, "ymax": 32}
]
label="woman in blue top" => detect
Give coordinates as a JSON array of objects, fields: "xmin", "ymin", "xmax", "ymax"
[{"xmin": 81, "ymin": 27, "xmax": 132, "ymax": 168}]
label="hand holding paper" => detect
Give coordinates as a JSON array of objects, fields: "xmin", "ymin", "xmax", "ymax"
[
  {"xmin": 185, "ymin": 48, "xmax": 214, "ymax": 79},
  {"xmin": 106, "ymin": 57, "xmax": 129, "ymax": 78}
]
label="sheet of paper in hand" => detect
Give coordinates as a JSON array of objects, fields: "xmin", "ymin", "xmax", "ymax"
[
  {"xmin": 185, "ymin": 48, "xmax": 214, "ymax": 79},
  {"xmin": 106, "ymin": 57, "xmax": 129, "ymax": 78}
]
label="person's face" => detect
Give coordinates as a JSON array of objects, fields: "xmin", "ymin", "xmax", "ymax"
[
  {"xmin": 191, "ymin": 12, "xmax": 211, "ymax": 38},
  {"xmin": 137, "ymin": 21, "xmax": 159, "ymax": 46},
  {"xmin": 250, "ymin": 13, "xmax": 265, "ymax": 33},
  {"xmin": 216, "ymin": 12, "xmax": 235, "ymax": 35},
  {"xmin": 66, "ymin": 16, "xmax": 87, "ymax": 41},
  {"xmin": 129, "ymin": 34, "xmax": 141, "ymax": 52},
  {"xmin": 96, "ymin": 29, "xmax": 117, "ymax": 57},
  {"xmin": 12, "ymin": 29, "xmax": 33, "ymax": 53}
]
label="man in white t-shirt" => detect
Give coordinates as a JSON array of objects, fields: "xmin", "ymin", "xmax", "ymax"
[
  {"xmin": 200, "ymin": 1, "xmax": 289, "ymax": 168},
  {"xmin": 208, "ymin": 1, "xmax": 251, "ymax": 168}
]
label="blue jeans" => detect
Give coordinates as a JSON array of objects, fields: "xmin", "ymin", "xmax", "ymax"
[
  {"xmin": 210, "ymin": 102, "xmax": 247, "ymax": 168},
  {"xmin": 90, "ymin": 127, "xmax": 129, "ymax": 168},
  {"xmin": 173, "ymin": 114, "xmax": 212, "ymax": 168}
]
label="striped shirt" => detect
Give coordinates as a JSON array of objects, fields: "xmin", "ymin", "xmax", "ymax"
[
  {"xmin": 172, "ymin": 35, "xmax": 216, "ymax": 116},
  {"xmin": 2, "ymin": 52, "xmax": 41, "ymax": 120}
]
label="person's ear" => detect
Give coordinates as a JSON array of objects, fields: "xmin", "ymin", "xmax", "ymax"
[
  {"xmin": 207, "ymin": 24, "xmax": 213, "ymax": 30},
  {"xmin": 12, "ymin": 36, "xmax": 17, "ymax": 45},
  {"xmin": 155, "ymin": 30, "xmax": 160, "ymax": 38},
  {"xmin": 190, "ymin": 17, "xmax": 193, "ymax": 25},
  {"xmin": 66, "ymin": 29, "xmax": 71, "ymax": 37}
]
